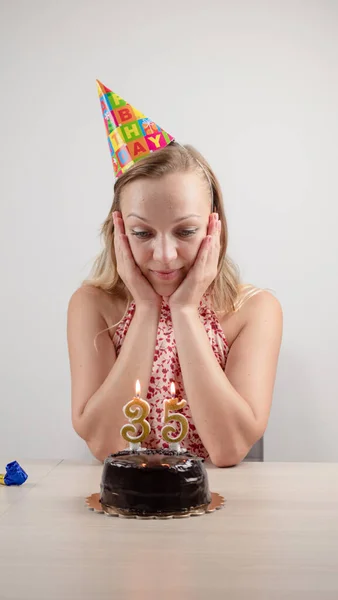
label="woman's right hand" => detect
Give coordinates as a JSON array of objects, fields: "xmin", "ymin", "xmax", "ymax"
[{"xmin": 113, "ymin": 211, "xmax": 162, "ymax": 311}]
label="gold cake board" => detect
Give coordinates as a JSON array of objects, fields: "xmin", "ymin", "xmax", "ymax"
[{"xmin": 85, "ymin": 492, "xmax": 225, "ymax": 519}]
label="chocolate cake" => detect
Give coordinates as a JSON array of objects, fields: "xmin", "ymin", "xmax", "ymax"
[{"xmin": 100, "ymin": 448, "xmax": 211, "ymax": 516}]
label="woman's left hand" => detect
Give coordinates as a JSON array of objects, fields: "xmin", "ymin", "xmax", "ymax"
[{"xmin": 167, "ymin": 213, "xmax": 221, "ymax": 311}]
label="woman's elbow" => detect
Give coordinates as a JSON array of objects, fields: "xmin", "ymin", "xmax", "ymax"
[
  {"xmin": 210, "ymin": 450, "xmax": 243, "ymax": 468},
  {"xmin": 85, "ymin": 436, "xmax": 121, "ymax": 463},
  {"xmin": 87, "ymin": 441, "xmax": 107, "ymax": 463},
  {"xmin": 209, "ymin": 442, "xmax": 250, "ymax": 468},
  {"xmin": 72, "ymin": 409, "xmax": 89, "ymax": 440},
  {"xmin": 72, "ymin": 417, "xmax": 110, "ymax": 462}
]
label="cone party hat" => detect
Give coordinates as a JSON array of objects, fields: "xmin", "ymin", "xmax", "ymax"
[{"xmin": 96, "ymin": 80, "xmax": 175, "ymax": 178}]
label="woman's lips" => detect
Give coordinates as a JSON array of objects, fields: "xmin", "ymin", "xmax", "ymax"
[{"xmin": 150, "ymin": 269, "xmax": 181, "ymax": 281}]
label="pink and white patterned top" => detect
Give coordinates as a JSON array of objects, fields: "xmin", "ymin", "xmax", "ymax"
[{"xmin": 113, "ymin": 295, "xmax": 229, "ymax": 458}]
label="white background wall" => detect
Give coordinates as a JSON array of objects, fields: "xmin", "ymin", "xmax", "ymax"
[{"xmin": 1, "ymin": 0, "xmax": 337, "ymax": 461}]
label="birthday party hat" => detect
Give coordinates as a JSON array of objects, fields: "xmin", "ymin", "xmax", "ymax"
[{"xmin": 96, "ymin": 80, "xmax": 175, "ymax": 178}]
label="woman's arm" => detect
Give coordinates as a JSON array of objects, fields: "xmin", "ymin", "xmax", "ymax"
[
  {"xmin": 67, "ymin": 287, "xmax": 160, "ymax": 461},
  {"xmin": 171, "ymin": 290, "xmax": 283, "ymax": 467}
]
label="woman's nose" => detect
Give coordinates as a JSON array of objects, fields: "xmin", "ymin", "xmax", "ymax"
[{"xmin": 152, "ymin": 235, "xmax": 178, "ymax": 264}]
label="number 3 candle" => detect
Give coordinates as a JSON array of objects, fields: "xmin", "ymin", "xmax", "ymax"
[
  {"xmin": 121, "ymin": 380, "xmax": 151, "ymax": 451},
  {"xmin": 161, "ymin": 382, "xmax": 189, "ymax": 452}
]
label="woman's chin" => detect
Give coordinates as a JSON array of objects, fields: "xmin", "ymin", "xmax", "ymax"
[
  {"xmin": 143, "ymin": 269, "xmax": 185, "ymax": 298},
  {"xmin": 151, "ymin": 281, "xmax": 179, "ymax": 298}
]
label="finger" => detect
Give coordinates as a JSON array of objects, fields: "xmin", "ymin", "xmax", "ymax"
[
  {"xmin": 207, "ymin": 213, "xmax": 214, "ymax": 235},
  {"xmin": 119, "ymin": 235, "xmax": 139, "ymax": 278},
  {"xmin": 210, "ymin": 220, "xmax": 221, "ymax": 254},
  {"xmin": 205, "ymin": 215, "xmax": 219, "ymax": 248},
  {"xmin": 211, "ymin": 216, "xmax": 221, "ymax": 245},
  {"xmin": 112, "ymin": 212, "xmax": 119, "ymax": 239},
  {"xmin": 116, "ymin": 219, "xmax": 125, "ymax": 237},
  {"xmin": 113, "ymin": 218, "xmax": 127, "ymax": 266},
  {"xmin": 120, "ymin": 233, "xmax": 133, "ymax": 260},
  {"xmin": 208, "ymin": 213, "xmax": 219, "ymax": 236},
  {"xmin": 113, "ymin": 221, "xmax": 125, "ymax": 267},
  {"xmin": 196, "ymin": 236, "xmax": 212, "ymax": 268},
  {"xmin": 213, "ymin": 219, "xmax": 221, "ymax": 242},
  {"xmin": 113, "ymin": 211, "xmax": 125, "ymax": 235},
  {"xmin": 209, "ymin": 222, "xmax": 221, "ymax": 270},
  {"xmin": 115, "ymin": 234, "xmax": 135, "ymax": 284},
  {"xmin": 119, "ymin": 216, "xmax": 126, "ymax": 235},
  {"xmin": 113, "ymin": 214, "xmax": 121, "ymax": 247}
]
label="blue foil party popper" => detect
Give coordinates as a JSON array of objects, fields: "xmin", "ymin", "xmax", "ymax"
[{"xmin": 0, "ymin": 461, "xmax": 28, "ymax": 486}]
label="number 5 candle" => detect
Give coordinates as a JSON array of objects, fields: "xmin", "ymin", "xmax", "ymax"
[{"xmin": 161, "ymin": 382, "xmax": 189, "ymax": 452}]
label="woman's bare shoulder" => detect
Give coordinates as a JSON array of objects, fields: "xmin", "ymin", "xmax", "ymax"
[
  {"xmin": 220, "ymin": 285, "xmax": 282, "ymax": 347},
  {"xmin": 238, "ymin": 288, "xmax": 282, "ymax": 327},
  {"xmin": 68, "ymin": 285, "xmax": 128, "ymax": 333},
  {"xmin": 68, "ymin": 284, "xmax": 111, "ymax": 311}
]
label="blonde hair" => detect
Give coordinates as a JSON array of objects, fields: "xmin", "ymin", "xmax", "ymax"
[{"xmin": 83, "ymin": 142, "xmax": 260, "ymax": 315}]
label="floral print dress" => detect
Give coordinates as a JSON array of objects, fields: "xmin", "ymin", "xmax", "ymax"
[{"xmin": 113, "ymin": 295, "xmax": 229, "ymax": 458}]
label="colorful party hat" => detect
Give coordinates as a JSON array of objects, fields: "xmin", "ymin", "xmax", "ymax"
[{"xmin": 96, "ymin": 80, "xmax": 175, "ymax": 178}]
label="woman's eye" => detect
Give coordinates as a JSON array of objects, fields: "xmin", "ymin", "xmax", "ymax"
[
  {"xmin": 130, "ymin": 229, "xmax": 197, "ymax": 239},
  {"xmin": 131, "ymin": 231, "xmax": 152, "ymax": 239},
  {"xmin": 178, "ymin": 229, "xmax": 197, "ymax": 237}
]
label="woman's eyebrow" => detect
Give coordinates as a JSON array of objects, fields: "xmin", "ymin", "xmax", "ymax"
[{"xmin": 126, "ymin": 213, "xmax": 201, "ymax": 223}]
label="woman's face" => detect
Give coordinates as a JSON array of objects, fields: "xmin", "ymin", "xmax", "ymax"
[{"xmin": 120, "ymin": 171, "xmax": 211, "ymax": 297}]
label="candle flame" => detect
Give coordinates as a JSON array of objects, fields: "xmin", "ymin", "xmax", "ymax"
[
  {"xmin": 135, "ymin": 380, "xmax": 141, "ymax": 397},
  {"xmin": 170, "ymin": 381, "xmax": 175, "ymax": 397}
]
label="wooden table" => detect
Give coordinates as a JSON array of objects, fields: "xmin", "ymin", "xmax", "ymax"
[{"xmin": 1, "ymin": 460, "xmax": 338, "ymax": 599}]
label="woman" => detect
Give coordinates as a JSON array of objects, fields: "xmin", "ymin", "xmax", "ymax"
[{"xmin": 67, "ymin": 142, "xmax": 283, "ymax": 466}]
